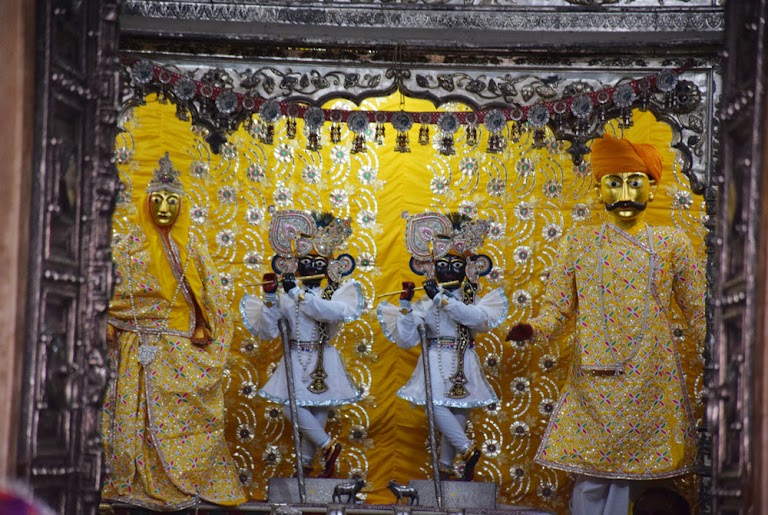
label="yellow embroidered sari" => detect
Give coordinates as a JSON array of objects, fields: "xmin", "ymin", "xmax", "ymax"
[{"xmin": 101, "ymin": 196, "xmax": 245, "ymax": 510}]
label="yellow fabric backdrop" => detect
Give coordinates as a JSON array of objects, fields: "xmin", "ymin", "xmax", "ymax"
[{"xmin": 112, "ymin": 93, "xmax": 706, "ymax": 513}]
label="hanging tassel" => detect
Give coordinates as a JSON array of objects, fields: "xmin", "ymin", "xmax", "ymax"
[
  {"xmin": 260, "ymin": 123, "xmax": 275, "ymax": 145},
  {"xmin": 175, "ymin": 103, "xmax": 189, "ymax": 122},
  {"xmin": 486, "ymin": 133, "xmax": 504, "ymax": 154},
  {"xmin": 418, "ymin": 124, "xmax": 430, "ymax": 145},
  {"xmin": 532, "ymin": 127, "xmax": 547, "ymax": 149},
  {"xmin": 329, "ymin": 111, "xmax": 343, "ymax": 144},
  {"xmin": 375, "ymin": 123, "xmax": 386, "ymax": 145},
  {"xmin": 510, "ymin": 122, "xmax": 521, "ymax": 143},
  {"xmin": 466, "ymin": 124, "xmax": 478, "ymax": 147},
  {"xmin": 352, "ymin": 133, "xmax": 366, "ymax": 154},
  {"xmin": 391, "ymin": 112, "xmax": 413, "ymax": 154},
  {"xmin": 395, "ymin": 131, "xmax": 411, "ymax": 153},
  {"xmin": 620, "ymin": 108, "xmax": 634, "ymax": 129},
  {"xmin": 330, "ymin": 123, "xmax": 341, "ymax": 143},
  {"xmin": 286, "ymin": 117, "xmax": 297, "ymax": 139},
  {"xmin": 440, "ymin": 134, "xmax": 455, "ymax": 156},
  {"xmin": 306, "ymin": 130, "xmax": 321, "ymax": 151}
]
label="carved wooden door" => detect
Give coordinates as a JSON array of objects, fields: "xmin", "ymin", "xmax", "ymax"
[
  {"xmin": 16, "ymin": 0, "xmax": 120, "ymax": 513},
  {"xmin": 710, "ymin": 1, "xmax": 768, "ymax": 513}
]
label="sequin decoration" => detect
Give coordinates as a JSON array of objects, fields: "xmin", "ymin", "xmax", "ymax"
[
  {"xmin": 216, "ymin": 230, "xmax": 236, "ymax": 248},
  {"xmin": 513, "ymin": 246, "xmax": 532, "ymax": 264},
  {"xmin": 217, "ymin": 186, "xmax": 237, "ymax": 204},
  {"xmin": 246, "ymin": 163, "xmax": 267, "ymax": 182},
  {"xmin": 430, "ymin": 176, "xmax": 450, "ymax": 195},
  {"xmin": 511, "ymin": 290, "xmax": 532, "ymax": 308},
  {"xmin": 245, "ymin": 207, "xmax": 263, "ymax": 226},
  {"xmin": 516, "ymin": 157, "xmax": 535, "ymax": 178},
  {"xmin": 514, "ymin": 202, "xmax": 534, "ymax": 221}
]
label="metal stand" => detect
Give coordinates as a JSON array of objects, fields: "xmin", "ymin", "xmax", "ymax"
[
  {"xmin": 278, "ymin": 318, "xmax": 305, "ymax": 504},
  {"xmin": 417, "ymin": 323, "xmax": 443, "ymax": 509}
]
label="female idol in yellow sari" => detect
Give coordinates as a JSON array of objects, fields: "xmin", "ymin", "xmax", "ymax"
[{"xmin": 101, "ymin": 154, "xmax": 245, "ymax": 511}]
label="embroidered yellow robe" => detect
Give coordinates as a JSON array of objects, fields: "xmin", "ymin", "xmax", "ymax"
[
  {"xmin": 530, "ymin": 222, "xmax": 705, "ymax": 479},
  {"xmin": 101, "ymin": 220, "xmax": 246, "ymax": 510}
]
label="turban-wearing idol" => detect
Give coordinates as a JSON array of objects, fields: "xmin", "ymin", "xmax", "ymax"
[
  {"xmin": 240, "ymin": 210, "xmax": 364, "ymax": 478},
  {"xmin": 101, "ymin": 154, "xmax": 246, "ymax": 510},
  {"xmin": 377, "ymin": 212, "xmax": 508, "ymax": 481},
  {"xmin": 507, "ymin": 133, "xmax": 706, "ymax": 514}
]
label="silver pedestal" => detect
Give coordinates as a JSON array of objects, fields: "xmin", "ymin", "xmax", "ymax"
[{"xmin": 408, "ymin": 480, "xmax": 497, "ymax": 509}]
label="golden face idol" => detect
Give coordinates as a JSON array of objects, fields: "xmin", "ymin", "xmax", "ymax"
[
  {"xmin": 597, "ymin": 172, "xmax": 656, "ymax": 225},
  {"xmin": 148, "ymin": 190, "xmax": 181, "ymax": 228}
]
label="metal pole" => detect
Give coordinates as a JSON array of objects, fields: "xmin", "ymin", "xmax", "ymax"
[
  {"xmin": 418, "ymin": 323, "xmax": 443, "ymax": 509},
  {"xmin": 279, "ymin": 318, "xmax": 306, "ymax": 504}
]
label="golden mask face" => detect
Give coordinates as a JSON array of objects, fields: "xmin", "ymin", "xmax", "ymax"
[
  {"xmin": 597, "ymin": 172, "xmax": 656, "ymax": 223},
  {"xmin": 148, "ymin": 190, "xmax": 181, "ymax": 228}
]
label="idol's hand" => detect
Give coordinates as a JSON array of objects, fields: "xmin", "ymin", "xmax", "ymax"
[
  {"xmin": 106, "ymin": 323, "xmax": 117, "ymax": 345},
  {"xmin": 282, "ymin": 272, "xmax": 297, "ymax": 293},
  {"xmin": 506, "ymin": 323, "xmax": 533, "ymax": 342},
  {"xmin": 263, "ymin": 273, "xmax": 279, "ymax": 294},
  {"xmin": 423, "ymin": 279, "xmax": 439, "ymax": 300},
  {"xmin": 400, "ymin": 281, "xmax": 416, "ymax": 302},
  {"xmin": 191, "ymin": 324, "xmax": 212, "ymax": 346}
]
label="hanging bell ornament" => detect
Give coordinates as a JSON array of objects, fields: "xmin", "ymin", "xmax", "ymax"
[
  {"xmin": 374, "ymin": 112, "xmax": 387, "ymax": 146},
  {"xmin": 418, "ymin": 113, "xmax": 432, "ymax": 146},
  {"xmin": 437, "ymin": 113, "xmax": 459, "ymax": 157},
  {"xmin": 329, "ymin": 110, "xmax": 343, "ymax": 144},
  {"xmin": 175, "ymin": 103, "xmax": 189, "ymax": 122},
  {"xmin": 347, "ymin": 112, "xmax": 368, "ymax": 154},
  {"xmin": 285, "ymin": 103, "xmax": 300, "ymax": 139},
  {"xmin": 395, "ymin": 132, "xmax": 411, "ymax": 153},
  {"xmin": 258, "ymin": 100, "xmax": 281, "ymax": 145},
  {"xmin": 352, "ymin": 133, "xmax": 366, "ymax": 154},
  {"xmin": 510, "ymin": 122, "xmax": 521, "ymax": 143},
  {"xmin": 466, "ymin": 124, "xmax": 478, "ymax": 146},
  {"xmin": 483, "ymin": 109, "xmax": 508, "ymax": 154},
  {"xmin": 440, "ymin": 135, "xmax": 456, "ymax": 156},
  {"xmin": 306, "ymin": 130, "xmax": 321, "ymax": 152},
  {"xmin": 391, "ymin": 112, "xmax": 413, "ymax": 154},
  {"xmin": 612, "ymin": 84, "xmax": 637, "ymax": 129},
  {"xmin": 656, "ymin": 70, "xmax": 679, "ymax": 110},
  {"xmin": 570, "ymin": 96, "xmax": 594, "ymax": 137},
  {"xmin": 526, "ymin": 105, "xmax": 550, "ymax": 149},
  {"xmin": 330, "ymin": 123, "xmax": 341, "ymax": 143},
  {"xmin": 286, "ymin": 117, "xmax": 297, "ymax": 139},
  {"xmin": 418, "ymin": 125, "xmax": 430, "ymax": 145},
  {"xmin": 261, "ymin": 123, "xmax": 275, "ymax": 145},
  {"xmin": 464, "ymin": 113, "xmax": 478, "ymax": 147},
  {"xmin": 486, "ymin": 133, "xmax": 504, "ymax": 154},
  {"xmin": 375, "ymin": 123, "xmax": 386, "ymax": 145}
]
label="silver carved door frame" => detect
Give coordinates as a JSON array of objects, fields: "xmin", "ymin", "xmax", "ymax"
[{"xmin": 17, "ymin": 0, "xmax": 120, "ymax": 514}]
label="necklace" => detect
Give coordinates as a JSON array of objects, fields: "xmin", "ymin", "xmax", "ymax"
[
  {"xmin": 433, "ymin": 292, "xmax": 459, "ymax": 392},
  {"xmin": 597, "ymin": 223, "xmax": 656, "ymax": 374},
  {"xmin": 292, "ymin": 287, "xmax": 318, "ymax": 382}
]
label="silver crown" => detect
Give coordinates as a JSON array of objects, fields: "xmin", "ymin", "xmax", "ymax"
[{"xmin": 146, "ymin": 152, "xmax": 184, "ymax": 195}]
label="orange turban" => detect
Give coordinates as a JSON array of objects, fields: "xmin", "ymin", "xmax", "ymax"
[{"xmin": 590, "ymin": 133, "xmax": 663, "ymax": 182}]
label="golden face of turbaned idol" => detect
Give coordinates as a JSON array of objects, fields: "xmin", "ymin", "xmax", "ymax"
[
  {"xmin": 597, "ymin": 171, "xmax": 658, "ymax": 230},
  {"xmin": 148, "ymin": 190, "xmax": 181, "ymax": 228}
]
